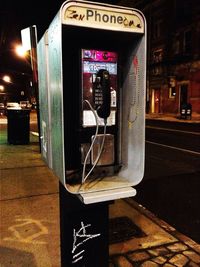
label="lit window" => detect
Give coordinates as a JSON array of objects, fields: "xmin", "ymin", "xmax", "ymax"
[{"xmin": 169, "ymin": 87, "xmax": 176, "ymax": 98}]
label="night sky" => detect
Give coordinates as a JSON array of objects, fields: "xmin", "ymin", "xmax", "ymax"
[
  {"xmin": 0, "ymin": 1, "xmax": 66, "ymax": 75},
  {"xmin": 0, "ymin": 0, "xmax": 119, "ymax": 74},
  {"xmin": 1, "ymin": 1, "xmax": 64, "ymax": 42},
  {"xmin": 1, "ymin": 0, "xmax": 120, "ymax": 44}
]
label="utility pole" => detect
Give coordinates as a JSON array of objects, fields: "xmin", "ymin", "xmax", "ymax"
[{"xmin": 21, "ymin": 25, "xmax": 41, "ymax": 151}]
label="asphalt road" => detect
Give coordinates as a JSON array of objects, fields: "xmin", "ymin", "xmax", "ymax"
[
  {"xmin": 135, "ymin": 120, "xmax": 200, "ymax": 243},
  {"xmin": 146, "ymin": 120, "xmax": 200, "ymax": 153}
]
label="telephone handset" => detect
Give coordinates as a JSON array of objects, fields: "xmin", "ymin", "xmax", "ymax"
[{"xmin": 93, "ymin": 69, "xmax": 111, "ymax": 119}]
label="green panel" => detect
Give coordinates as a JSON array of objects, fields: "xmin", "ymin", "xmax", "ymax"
[{"xmin": 48, "ymin": 12, "xmax": 65, "ymax": 183}]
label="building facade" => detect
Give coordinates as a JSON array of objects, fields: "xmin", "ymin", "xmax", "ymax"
[{"xmin": 119, "ymin": 0, "xmax": 200, "ymax": 116}]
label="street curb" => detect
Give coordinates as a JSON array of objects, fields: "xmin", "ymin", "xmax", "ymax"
[{"xmin": 124, "ymin": 198, "xmax": 200, "ymax": 254}]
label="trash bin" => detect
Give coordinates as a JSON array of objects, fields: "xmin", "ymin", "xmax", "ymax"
[
  {"xmin": 7, "ymin": 109, "xmax": 31, "ymax": 144},
  {"xmin": 180, "ymin": 103, "xmax": 192, "ymax": 120},
  {"xmin": 180, "ymin": 103, "xmax": 187, "ymax": 119},
  {"xmin": 186, "ymin": 103, "xmax": 192, "ymax": 119}
]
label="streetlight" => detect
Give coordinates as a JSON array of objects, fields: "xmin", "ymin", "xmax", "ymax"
[
  {"xmin": 0, "ymin": 42, "xmax": 33, "ymax": 105},
  {"xmin": 2, "ymin": 75, "xmax": 11, "ymax": 83},
  {"xmin": 15, "ymin": 44, "xmax": 28, "ymax": 58},
  {"xmin": 0, "ymin": 85, "xmax": 5, "ymax": 91}
]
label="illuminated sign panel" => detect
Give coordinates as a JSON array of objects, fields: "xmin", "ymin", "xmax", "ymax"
[{"xmin": 62, "ymin": 3, "xmax": 144, "ymax": 33}]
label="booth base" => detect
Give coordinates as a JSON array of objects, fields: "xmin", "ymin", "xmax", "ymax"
[
  {"xmin": 79, "ymin": 187, "xmax": 136, "ymax": 204},
  {"xmin": 59, "ymin": 182, "xmax": 110, "ymax": 267}
]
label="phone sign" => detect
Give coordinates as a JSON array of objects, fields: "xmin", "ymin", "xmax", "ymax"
[{"xmin": 62, "ymin": 3, "xmax": 144, "ymax": 33}]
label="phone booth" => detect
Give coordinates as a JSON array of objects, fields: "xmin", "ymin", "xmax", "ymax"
[{"xmin": 37, "ymin": 1, "xmax": 146, "ymax": 266}]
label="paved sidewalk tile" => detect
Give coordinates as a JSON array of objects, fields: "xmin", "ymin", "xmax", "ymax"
[
  {"xmin": 109, "ymin": 199, "xmax": 200, "ymax": 267},
  {"xmin": 0, "ymin": 194, "xmax": 60, "ymax": 267}
]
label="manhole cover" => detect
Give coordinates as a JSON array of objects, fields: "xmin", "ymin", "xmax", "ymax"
[{"xmin": 109, "ymin": 216, "xmax": 146, "ymax": 244}]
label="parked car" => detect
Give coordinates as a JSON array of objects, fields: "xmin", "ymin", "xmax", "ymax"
[
  {"xmin": 6, "ymin": 102, "xmax": 21, "ymax": 109},
  {"xmin": 20, "ymin": 101, "xmax": 32, "ymax": 109},
  {"xmin": 31, "ymin": 102, "xmax": 37, "ymax": 110}
]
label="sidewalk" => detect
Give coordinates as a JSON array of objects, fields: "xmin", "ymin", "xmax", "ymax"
[
  {"xmin": 1, "ymin": 126, "xmax": 200, "ymax": 266},
  {"xmin": 145, "ymin": 112, "xmax": 200, "ymax": 123}
]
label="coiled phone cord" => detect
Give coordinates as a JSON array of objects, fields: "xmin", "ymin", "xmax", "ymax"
[{"xmin": 81, "ymin": 100, "xmax": 107, "ymax": 184}]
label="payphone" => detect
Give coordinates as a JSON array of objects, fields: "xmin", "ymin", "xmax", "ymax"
[
  {"xmin": 37, "ymin": 0, "xmax": 147, "ymax": 204},
  {"xmin": 80, "ymin": 49, "xmax": 118, "ymax": 184}
]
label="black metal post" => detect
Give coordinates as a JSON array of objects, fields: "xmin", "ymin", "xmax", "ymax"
[{"xmin": 59, "ymin": 182, "xmax": 109, "ymax": 267}]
